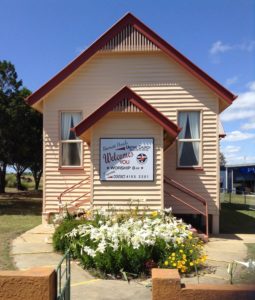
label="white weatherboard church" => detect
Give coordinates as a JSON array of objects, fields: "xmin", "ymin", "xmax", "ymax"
[{"xmin": 27, "ymin": 13, "xmax": 236, "ymax": 235}]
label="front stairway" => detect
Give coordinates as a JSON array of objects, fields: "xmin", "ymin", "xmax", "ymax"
[
  {"xmin": 164, "ymin": 175, "xmax": 209, "ymax": 240},
  {"xmin": 58, "ymin": 175, "xmax": 91, "ymax": 214},
  {"xmin": 56, "ymin": 174, "xmax": 209, "ymax": 240}
]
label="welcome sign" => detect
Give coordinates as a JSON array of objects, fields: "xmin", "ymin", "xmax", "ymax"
[{"xmin": 100, "ymin": 138, "xmax": 154, "ymax": 181}]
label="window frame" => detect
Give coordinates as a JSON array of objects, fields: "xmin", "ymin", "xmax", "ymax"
[
  {"xmin": 176, "ymin": 110, "xmax": 203, "ymax": 169},
  {"xmin": 59, "ymin": 110, "xmax": 83, "ymax": 169}
]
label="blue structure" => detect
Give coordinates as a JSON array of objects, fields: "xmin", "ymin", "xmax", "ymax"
[{"xmin": 220, "ymin": 163, "xmax": 255, "ymax": 194}]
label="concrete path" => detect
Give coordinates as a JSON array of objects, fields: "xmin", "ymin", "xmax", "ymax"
[
  {"xmin": 182, "ymin": 234, "xmax": 255, "ymax": 285},
  {"xmin": 11, "ymin": 224, "xmax": 151, "ymax": 300},
  {"xmin": 11, "ymin": 226, "xmax": 255, "ymax": 298}
]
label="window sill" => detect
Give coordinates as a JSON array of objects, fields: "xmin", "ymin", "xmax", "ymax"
[
  {"xmin": 176, "ymin": 167, "xmax": 204, "ymax": 171},
  {"xmin": 58, "ymin": 167, "xmax": 84, "ymax": 171}
]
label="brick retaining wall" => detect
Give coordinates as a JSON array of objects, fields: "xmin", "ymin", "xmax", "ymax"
[
  {"xmin": 152, "ymin": 268, "xmax": 255, "ymax": 300},
  {"xmin": 0, "ymin": 267, "xmax": 56, "ymax": 300}
]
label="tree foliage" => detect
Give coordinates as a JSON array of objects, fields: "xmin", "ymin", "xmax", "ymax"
[
  {"xmin": 220, "ymin": 152, "xmax": 226, "ymax": 167},
  {"xmin": 0, "ymin": 60, "xmax": 42, "ymax": 192}
]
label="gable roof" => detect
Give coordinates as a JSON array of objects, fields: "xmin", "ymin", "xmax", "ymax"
[
  {"xmin": 26, "ymin": 13, "xmax": 237, "ymax": 107},
  {"xmin": 74, "ymin": 86, "xmax": 181, "ymax": 138}
]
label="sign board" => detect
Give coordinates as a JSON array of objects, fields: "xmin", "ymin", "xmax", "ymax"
[{"xmin": 100, "ymin": 138, "xmax": 154, "ymax": 181}]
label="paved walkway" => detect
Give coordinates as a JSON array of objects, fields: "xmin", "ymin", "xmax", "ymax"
[
  {"xmin": 11, "ymin": 225, "xmax": 151, "ymax": 300},
  {"xmin": 11, "ymin": 225, "xmax": 255, "ymax": 298},
  {"xmin": 182, "ymin": 234, "xmax": 255, "ymax": 285}
]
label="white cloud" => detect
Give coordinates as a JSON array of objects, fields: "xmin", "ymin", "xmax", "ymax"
[
  {"xmin": 223, "ymin": 145, "xmax": 241, "ymax": 153},
  {"xmin": 241, "ymin": 118, "xmax": 255, "ymax": 130},
  {"xmin": 210, "ymin": 40, "xmax": 255, "ymax": 55},
  {"xmin": 221, "ymin": 81, "xmax": 255, "ymax": 122},
  {"xmin": 224, "ymin": 131, "xmax": 255, "ymax": 142},
  {"xmin": 247, "ymin": 81, "xmax": 255, "ymax": 90},
  {"xmin": 225, "ymin": 155, "xmax": 255, "ymax": 165},
  {"xmin": 226, "ymin": 76, "xmax": 238, "ymax": 86},
  {"xmin": 210, "ymin": 41, "xmax": 232, "ymax": 55}
]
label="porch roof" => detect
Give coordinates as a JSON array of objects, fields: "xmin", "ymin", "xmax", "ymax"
[{"xmin": 74, "ymin": 86, "xmax": 181, "ymax": 142}]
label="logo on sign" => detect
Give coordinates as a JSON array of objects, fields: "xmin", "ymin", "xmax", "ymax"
[{"xmin": 136, "ymin": 153, "xmax": 148, "ymax": 164}]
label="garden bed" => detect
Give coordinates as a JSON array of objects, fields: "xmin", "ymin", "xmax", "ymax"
[{"xmin": 53, "ymin": 208, "xmax": 206, "ymax": 277}]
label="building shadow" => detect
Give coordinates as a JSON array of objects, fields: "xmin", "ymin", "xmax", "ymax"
[{"xmin": 220, "ymin": 203, "xmax": 255, "ymax": 234}]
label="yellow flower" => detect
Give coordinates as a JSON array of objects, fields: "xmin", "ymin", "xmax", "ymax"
[
  {"xmin": 151, "ymin": 211, "xmax": 158, "ymax": 217},
  {"xmin": 188, "ymin": 235, "xmax": 193, "ymax": 240},
  {"xmin": 172, "ymin": 252, "xmax": 176, "ymax": 256},
  {"xmin": 182, "ymin": 254, "xmax": 186, "ymax": 259},
  {"xmin": 181, "ymin": 261, "xmax": 186, "ymax": 265},
  {"xmin": 179, "ymin": 249, "xmax": 183, "ymax": 253},
  {"xmin": 181, "ymin": 244, "xmax": 184, "ymax": 248},
  {"xmin": 190, "ymin": 262, "xmax": 194, "ymax": 266},
  {"xmin": 173, "ymin": 263, "xmax": 176, "ymax": 267},
  {"xmin": 164, "ymin": 261, "xmax": 169, "ymax": 266},
  {"xmin": 189, "ymin": 250, "xmax": 193, "ymax": 254}
]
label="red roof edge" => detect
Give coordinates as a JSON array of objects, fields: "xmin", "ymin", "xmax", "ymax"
[
  {"xmin": 74, "ymin": 86, "xmax": 181, "ymax": 138},
  {"xmin": 26, "ymin": 12, "xmax": 237, "ymax": 106}
]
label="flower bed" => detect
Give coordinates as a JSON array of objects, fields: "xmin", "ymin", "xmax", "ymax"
[{"xmin": 53, "ymin": 208, "xmax": 206, "ymax": 276}]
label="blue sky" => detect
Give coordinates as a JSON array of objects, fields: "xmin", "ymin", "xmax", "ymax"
[{"xmin": 1, "ymin": 0, "xmax": 254, "ymax": 165}]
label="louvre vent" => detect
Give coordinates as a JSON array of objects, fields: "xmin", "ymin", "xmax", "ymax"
[
  {"xmin": 101, "ymin": 25, "xmax": 159, "ymax": 52},
  {"xmin": 112, "ymin": 98, "xmax": 142, "ymax": 112}
]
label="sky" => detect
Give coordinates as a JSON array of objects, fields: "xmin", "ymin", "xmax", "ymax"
[{"xmin": 0, "ymin": 0, "xmax": 254, "ymax": 165}]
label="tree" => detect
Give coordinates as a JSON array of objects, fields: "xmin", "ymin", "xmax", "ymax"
[
  {"xmin": 26, "ymin": 102, "xmax": 43, "ymax": 191},
  {"xmin": 8, "ymin": 87, "xmax": 43, "ymax": 190},
  {"xmin": 0, "ymin": 61, "xmax": 22, "ymax": 193},
  {"xmin": 0, "ymin": 60, "xmax": 42, "ymax": 192},
  {"xmin": 9, "ymin": 88, "xmax": 32, "ymax": 189},
  {"xmin": 220, "ymin": 152, "xmax": 226, "ymax": 167}
]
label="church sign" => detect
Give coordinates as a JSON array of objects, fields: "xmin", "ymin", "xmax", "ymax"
[{"xmin": 100, "ymin": 138, "xmax": 154, "ymax": 181}]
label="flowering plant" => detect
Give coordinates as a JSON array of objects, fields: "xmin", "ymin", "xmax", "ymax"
[{"xmin": 57, "ymin": 207, "xmax": 206, "ymax": 275}]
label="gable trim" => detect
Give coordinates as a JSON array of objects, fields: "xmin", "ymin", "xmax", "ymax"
[
  {"xmin": 26, "ymin": 13, "xmax": 237, "ymax": 106},
  {"xmin": 74, "ymin": 86, "xmax": 181, "ymax": 138}
]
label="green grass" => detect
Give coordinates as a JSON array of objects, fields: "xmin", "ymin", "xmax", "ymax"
[
  {"xmin": 220, "ymin": 203, "xmax": 255, "ymax": 234},
  {"xmin": 220, "ymin": 193, "xmax": 255, "ymax": 206},
  {"xmin": 0, "ymin": 191, "xmax": 42, "ymax": 270},
  {"xmin": 6, "ymin": 173, "xmax": 42, "ymax": 191}
]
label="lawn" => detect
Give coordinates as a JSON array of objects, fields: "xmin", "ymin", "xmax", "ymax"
[
  {"xmin": 220, "ymin": 203, "xmax": 255, "ymax": 234},
  {"xmin": 220, "ymin": 192, "xmax": 255, "ymax": 206},
  {"xmin": 0, "ymin": 191, "xmax": 42, "ymax": 270}
]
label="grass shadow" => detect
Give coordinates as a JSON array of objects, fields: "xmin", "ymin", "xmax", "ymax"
[
  {"xmin": 220, "ymin": 203, "xmax": 255, "ymax": 234},
  {"xmin": 0, "ymin": 191, "xmax": 42, "ymax": 216}
]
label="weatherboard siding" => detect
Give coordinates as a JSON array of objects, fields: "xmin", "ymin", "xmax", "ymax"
[
  {"xmin": 43, "ymin": 51, "xmax": 219, "ymax": 214},
  {"xmin": 91, "ymin": 113, "xmax": 163, "ymax": 210}
]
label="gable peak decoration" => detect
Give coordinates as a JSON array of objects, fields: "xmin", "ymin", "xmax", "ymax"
[
  {"xmin": 27, "ymin": 12, "xmax": 237, "ymax": 106},
  {"xmin": 100, "ymin": 24, "xmax": 159, "ymax": 52}
]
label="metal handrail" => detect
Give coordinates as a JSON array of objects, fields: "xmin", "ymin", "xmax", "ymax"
[
  {"xmin": 69, "ymin": 190, "xmax": 91, "ymax": 206},
  {"xmin": 58, "ymin": 175, "xmax": 90, "ymax": 204},
  {"xmin": 164, "ymin": 177, "xmax": 206, "ymax": 205},
  {"xmin": 56, "ymin": 249, "xmax": 71, "ymax": 300},
  {"xmin": 164, "ymin": 175, "xmax": 208, "ymax": 236}
]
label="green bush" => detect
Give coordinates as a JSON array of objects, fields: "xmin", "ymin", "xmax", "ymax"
[
  {"xmin": 54, "ymin": 208, "xmax": 206, "ymax": 276},
  {"xmin": 53, "ymin": 218, "xmax": 85, "ymax": 253},
  {"xmin": 6, "ymin": 174, "xmax": 17, "ymax": 188}
]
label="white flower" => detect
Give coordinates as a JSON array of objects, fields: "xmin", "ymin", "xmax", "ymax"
[{"xmin": 83, "ymin": 246, "xmax": 96, "ymax": 257}]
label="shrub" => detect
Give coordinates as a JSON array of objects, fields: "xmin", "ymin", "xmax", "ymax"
[
  {"xmin": 61, "ymin": 208, "xmax": 206, "ymax": 276},
  {"xmin": 161, "ymin": 236, "xmax": 206, "ymax": 273},
  {"xmin": 53, "ymin": 218, "xmax": 85, "ymax": 253},
  {"xmin": 6, "ymin": 174, "xmax": 17, "ymax": 188}
]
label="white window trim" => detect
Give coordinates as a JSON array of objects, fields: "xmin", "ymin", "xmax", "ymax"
[
  {"xmin": 177, "ymin": 110, "xmax": 202, "ymax": 168},
  {"xmin": 59, "ymin": 111, "xmax": 83, "ymax": 168}
]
